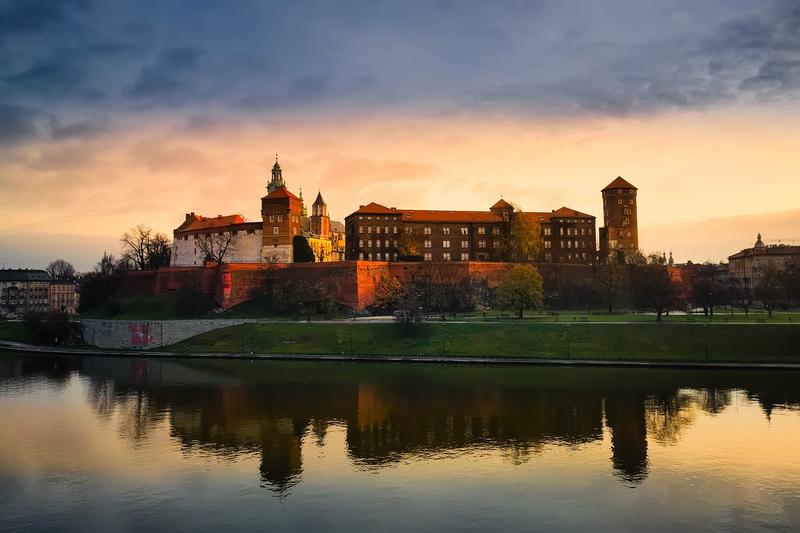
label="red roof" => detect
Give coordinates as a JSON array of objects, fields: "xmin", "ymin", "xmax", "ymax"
[
  {"xmin": 550, "ymin": 206, "xmax": 594, "ymax": 218},
  {"xmin": 351, "ymin": 202, "xmax": 399, "ymax": 215},
  {"xmin": 602, "ymin": 176, "xmax": 637, "ymax": 191},
  {"xmin": 490, "ymin": 198, "xmax": 513, "ymax": 210},
  {"xmin": 175, "ymin": 213, "xmax": 245, "ymax": 232},
  {"xmin": 402, "ymin": 210, "xmax": 500, "ymax": 223},
  {"xmin": 262, "ymin": 186, "xmax": 301, "ymax": 201}
]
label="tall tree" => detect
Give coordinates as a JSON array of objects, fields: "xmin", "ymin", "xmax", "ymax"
[
  {"xmin": 754, "ymin": 262, "xmax": 783, "ymax": 318},
  {"xmin": 120, "ymin": 224, "xmax": 172, "ymax": 270},
  {"xmin": 498, "ymin": 264, "xmax": 544, "ymax": 318},
  {"xmin": 45, "ymin": 259, "xmax": 76, "ymax": 280},
  {"xmin": 632, "ymin": 265, "xmax": 678, "ymax": 321},
  {"xmin": 495, "ymin": 204, "xmax": 542, "ymax": 262},
  {"xmin": 196, "ymin": 231, "xmax": 238, "ymax": 264}
]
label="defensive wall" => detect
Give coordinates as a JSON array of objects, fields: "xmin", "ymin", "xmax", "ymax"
[
  {"xmin": 119, "ymin": 261, "xmax": 595, "ymax": 311},
  {"xmin": 80, "ymin": 319, "xmax": 244, "ymax": 349}
]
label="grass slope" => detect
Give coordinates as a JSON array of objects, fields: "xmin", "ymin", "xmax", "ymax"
[{"xmin": 166, "ymin": 322, "xmax": 800, "ymax": 363}]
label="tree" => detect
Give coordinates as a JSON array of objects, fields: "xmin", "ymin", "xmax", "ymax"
[
  {"xmin": 689, "ymin": 264, "xmax": 729, "ymax": 316},
  {"xmin": 196, "ymin": 231, "xmax": 239, "ymax": 264},
  {"xmin": 754, "ymin": 263, "xmax": 782, "ymax": 317},
  {"xmin": 494, "ymin": 204, "xmax": 542, "ymax": 262},
  {"xmin": 497, "ymin": 264, "xmax": 544, "ymax": 318},
  {"xmin": 45, "ymin": 259, "xmax": 76, "ymax": 280},
  {"xmin": 293, "ymin": 236, "xmax": 316, "ymax": 263},
  {"xmin": 632, "ymin": 265, "xmax": 678, "ymax": 321},
  {"xmin": 397, "ymin": 231, "xmax": 422, "ymax": 259},
  {"xmin": 372, "ymin": 275, "xmax": 408, "ymax": 311},
  {"xmin": 120, "ymin": 224, "xmax": 172, "ymax": 270},
  {"xmin": 780, "ymin": 261, "xmax": 800, "ymax": 307},
  {"xmin": 79, "ymin": 253, "xmax": 130, "ymax": 313},
  {"xmin": 594, "ymin": 257, "xmax": 625, "ymax": 313}
]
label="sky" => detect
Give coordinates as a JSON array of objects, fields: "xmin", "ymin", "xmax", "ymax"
[{"xmin": 1, "ymin": 0, "xmax": 799, "ymax": 271}]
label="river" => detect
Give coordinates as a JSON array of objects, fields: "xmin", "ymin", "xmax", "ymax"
[{"xmin": 1, "ymin": 353, "xmax": 799, "ymax": 531}]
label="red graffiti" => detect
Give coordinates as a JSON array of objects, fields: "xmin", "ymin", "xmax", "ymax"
[{"xmin": 128, "ymin": 323, "xmax": 153, "ymax": 346}]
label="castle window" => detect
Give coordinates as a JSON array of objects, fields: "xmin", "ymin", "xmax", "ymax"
[
  {"xmin": 405, "ymin": 227, "xmax": 413, "ymax": 234},
  {"xmin": 424, "ymin": 253, "xmax": 432, "ymax": 261},
  {"xmin": 478, "ymin": 227, "xmax": 485, "ymax": 235},
  {"xmin": 424, "ymin": 240, "xmax": 432, "ymax": 248},
  {"xmin": 269, "ymin": 215, "xmax": 274, "ymax": 222},
  {"xmin": 376, "ymin": 252, "xmax": 382, "ymax": 260},
  {"xmin": 630, "ymin": 199, "xmax": 634, "ymax": 205},
  {"xmin": 376, "ymin": 226, "xmax": 381, "ymax": 234},
  {"xmin": 478, "ymin": 240, "xmax": 486, "ymax": 248},
  {"xmin": 359, "ymin": 240, "xmax": 363, "ymax": 247},
  {"xmin": 492, "ymin": 241, "xmax": 499, "ymax": 249},
  {"xmin": 424, "ymin": 227, "xmax": 431, "ymax": 235},
  {"xmin": 461, "ymin": 253, "xmax": 469, "ymax": 261},
  {"xmin": 560, "ymin": 228, "xmax": 564, "ymax": 236},
  {"xmin": 443, "ymin": 227, "xmax": 451, "ymax": 235},
  {"xmin": 393, "ymin": 226, "xmax": 398, "ymax": 234},
  {"xmin": 277, "ymin": 215, "xmax": 283, "ymax": 222},
  {"xmin": 385, "ymin": 240, "xmax": 389, "ymax": 248},
  {"xmin": 545, "ymin": 241, "xmax": 551, "ymax": 249},
  {"xmin": 618, "ymin": 199, "xmax": 623, "ymax": 204},
  {"xmin": 581, "ymin": 228, "xmax": 585, "ymax": 235},
  {"xmin": 385, "ymin": 226, "xmax": 389, "ymax": 234},
  {"xmin": 461, "ymin": 227, "xmax": 468, "ymax": 235},
  {"xmin": 442, "ymin": 240, "xmax": 450, "ymax": 248},
  {"xmin": 442, "ymin": 253, "xmax": 451, "ymax": 261},
  {"xmin": 359, "ymin": 253, "xmax": 364, "ymax": 260},
  {"xmin": 368, "ymin": 253, "xmax": 372, "ymax": 260},
  {"xmin": 544, "ymin": 227, "xmax": 551, "ymax": 236},
  {"xmin": 461, "ymin": 240, "xmax": 469, "ymax": 248},
  {"xmin": 492, "ymin": 227, "xmax": 500, "ymax": 235},
  {"xmin": 359, "ymin": 216, "xmax": 363, "ymax": 220},
  {"xmin": 368, "ymin": 240, "xmax": 372, "ymax": 247},
  {"xmin": 273, "ymin": 227, "xmax": 279, "ymax": 234},
  {"xmin": 589, "ymin": 228, "xmax": 593, "ymax": 235},
  {"xmin": 568, "ymin": 241, "xmax": 572, "ymax": 248},
  {"xmin": 367, "ymin": 226, "xmax": 372, "ymax": 233},
  {"xmin": 561, "ymin": 241, "xmax": 565, "ymax": 248}
]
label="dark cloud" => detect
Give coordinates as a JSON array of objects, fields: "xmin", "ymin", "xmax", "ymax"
[
  {"xmin": 128, "ymin": 46, "xmax": 206, "ymax": 103},
  {"xmin": 49, "ymin": 118, "xmax": 108, "ymax": 140},
  {"xmin": 2, "ymin": 59, "xmax": 86, "ymax": 96},
  {"xmin": 0, "ymin": 104, "xmax": 44, "ymax": 144},
  {"xmin": 0, "ymin": 0, "xmax": 91, "ymax": 37}
]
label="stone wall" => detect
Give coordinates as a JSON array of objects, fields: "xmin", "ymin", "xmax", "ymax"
[
  {"xmin": 172, "ymin": 232, "xmax": 263, "ymax": 266},
  {"xmin": 81, "ymin": 319, "xmax": 244, "ymax": 349}
]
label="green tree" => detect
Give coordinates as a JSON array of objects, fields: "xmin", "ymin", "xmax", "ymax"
[
  {"xmin": 497, "ymin": 264, "xmax": 544, "ymax": 318},
  {"xmin": 397, "ymin": 232, "xmax": 422, "ymax": 259},
  {"xmin": 372, "ymin": 275, "xmax": 408, "ymax": 311},
  {"xmin": 495, "ymin": 205, "xmax": 542, "ymax": 262},
  {"xmin": 632, "ymin": 265, "xmax": 678, "ymax": 321}
]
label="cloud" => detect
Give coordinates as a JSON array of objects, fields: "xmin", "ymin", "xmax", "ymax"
[
  {"xmin": 0, "ymin": 104, "xmax": 44, "ymax": 144},
  {"xmin": 0, "ymin": 0, "xmax": 91, "ymax": 38},
  {"xmin": 128, "ymin": 46, "xmax": 206, "ymax": 103}
]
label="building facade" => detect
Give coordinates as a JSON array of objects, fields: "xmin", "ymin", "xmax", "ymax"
[
  {"xmin": 344, "ymin": 200, "xmax": 596, "ymax": 264},
  {"xmin": 728, "ymin": 234, "xmax": 800, "ymax": 288},
  {"xmin": 599, "ymin": 176, "xmax": 638, "ymax": 257},
  {"xmin": 171, "ymin": 158, "xmax": 344, "ymax": 266},
  {"xmin": 49, "ymin": 279, "xmax": 80, "ymax": 315},
  {"xmin": 0, "ymin": 269, "xmax": 52, "ymax": 318}
]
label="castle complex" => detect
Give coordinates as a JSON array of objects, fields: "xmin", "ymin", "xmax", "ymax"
[
  {"xmin": 345, "ymin": 176, "xmax": 638, "ymax": 264},
  {"xmin": 171, "ymin": 158, "xmax": 345, "ymax": 266}
]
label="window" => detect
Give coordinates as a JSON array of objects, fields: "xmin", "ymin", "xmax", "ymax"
[
  {"xmin": 478, "ymin": 240, "xmax": 486, "ymax": 248},
  {"xmin": 359, "ymin": 253, "xmax": 364, "ymax": 260},
  {"xmin": 359, "ymin": 240, "xmax": 363, "ymax": 247},
  {"xmin": 461, "ymin": 253, "xmax": 469, "ymax": 261},
  {"xmin": 560, "ymin": 227, "xmax": 564, "ymax": 236},
  {"xmin": 461, "ymin": 240, "xmax": 469, "ymax": 248},
  {"xmin": 618, "ymin": 199, "xmax": 623, "ymax": 204},
  {"xmin": 443, "ymin": 240, "xmax": 450, "ymax": 248},
  {"xmin": 367, "ymin": 240, "xmax": 372, "ymax": 247},
  {"xmin": 560, "ymin": 241, "xmax": 565, "ymax": 248},
  {"xmin": 568, "ymin": 241, "xmax": 572, "ymax": 248},
  {"xmin": 367, "ymin": 226, "xmax": 372, "ymax": 233},
  {"xmin": 478, "ymin": 227, "xmax": 486, "ymax": 235},
  {"xmin": 443, "ymin": 227, "xmax": 451, "ymax": 235},
  {"xmin": 277, "ymin": 215, "xmax": 283, "ymax": 222},
  {"xmin": 393, "ymin": 240, "xmax": 398, "ymax": 247},
  {"xmin": 273, "ymin": 227, "xmax": 279, "ymax": 234},
  {"xmin": 630, "ymin": 199, "xmax": 635, "ymax": 205},
  {"xmin": 461, "ymin": 227, "xmax": 468, "ymax": 235},
  {"xmin": 581, "ymin": 228, "xmax": 585, "ymax": 236},
  {"xmin": 385, "ymin": 226, "xmax": 389, "ymax": 234},
  {"xmin": 424, "ymin": 240, "xmax": 432, "ymax": 248},
  {"xmin": 544, "ymin": 227, "xmax": 551, "ymax": 236},
  {"xmin": 406, "ymin": 226, "xmax": 413, "ymax": 234},
  {"xmin": 384, "ymin": 240, "xmax": 389, "ymax": 248},
  {"xmin": 589, "ymin": 228, "xmax": 593, "ymax": 235},
  {"xmin": 359, "ymin": 226, "xmax": 363, "ymax": 233},
  {"xmin": 492, "ymin": 227, "xmax": 500, "ymax": 235},
  {"xmin": 376, "ymin": 252, "xmax": 382, "ymax": 260},
  {"xmin": 442, "ymin": 252, "xmax": 451, "ymax": 261},
  {"xmin": 574, "ymin": 241, "xmax": 579, "ymax": 248},
  {"xmin": 424, "ymin": 227, "xmax": 432, "ymax": 235},
  {"xmin": 393, "ymin": 226, "xmax": 398, "ymax": 234},
  {"xmin": 424, "ymin": 253, "xmax": 432, "ymax": 261},
  {"xmin": 359, "ymin": 216, "xmax": 363, "ymax": 220},
  {"xmin": 368, "ymin": 253, "xmax": 372, "ymax": 260},
  {"xmin": 376, "ymin": 226, "xmax": 381, "ymax": 234},
  {"xmin": 269, "ymin": 215, "xmax": 274, "ymax": 222},
  {"xmin": 492, "ymin": 241, "xmax": 499, "ymax": 248},
  {"xmin": 545, "ymin": 241, "xmax": 551, "ymax": 249}
]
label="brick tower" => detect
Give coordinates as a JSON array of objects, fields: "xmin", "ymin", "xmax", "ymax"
[
  {"xmin": 261, "ymin": 156, "xmax": 302, "ymax": 262},
  {"xmin": 310, "ymin": 191, "xmax": 330, "ymax": 237},
  {"xmin": 600, "ymin": 176, "xmax": 638, "ymax": 256}
]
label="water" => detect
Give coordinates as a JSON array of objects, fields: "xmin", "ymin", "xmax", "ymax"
[{"xmin": 1, "ymin": 353, "xmax": 799, "ymax": 532}]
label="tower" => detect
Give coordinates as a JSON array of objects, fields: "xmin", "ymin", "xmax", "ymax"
[
  {"xmin": 600, "ymin": 176, "xmax": 638, "ymax": 256},
  {"xmin": 261, "ymin": 157, "xmax": 303, "ymax": 262},
  {"xmin": 267, "ymin": 155, "xmax": 286, "ymax": 194},
  {"xmin": 310, "ymin": 191, "xmax": 330, "ymax": 237}
]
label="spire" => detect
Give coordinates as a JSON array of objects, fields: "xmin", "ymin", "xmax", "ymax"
[
  {"xmin": 300, "ymin": 187, "xmax": 308, "ymax": 217},
  {"xmin": 755, "ymin": 232, "xmax": 764, "ymax": 249},
  {"xmin": 313, "ymin": 191, "xmax": 326, "ymax": 206},
  {"xmin": 267, "ymin": 154, "xmax": 286, "ymax": 194},
  {"xmin": 668, "ymin": 250, "xmax": 674, "ymax": 266}
]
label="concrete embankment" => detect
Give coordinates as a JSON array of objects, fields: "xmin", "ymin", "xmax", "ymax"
[{"xmin": 80, "ymin": 319, "xmax": 244, "ymax": 349}]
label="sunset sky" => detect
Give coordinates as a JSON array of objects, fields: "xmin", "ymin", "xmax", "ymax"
[{"xmin": 1, "ymin": 0, "xmax": 799, "ymax": 270}]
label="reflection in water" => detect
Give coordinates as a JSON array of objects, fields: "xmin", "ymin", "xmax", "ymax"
[{"xmin": 1, "ymin": 354, "xmax": 798, "ymax": 498}]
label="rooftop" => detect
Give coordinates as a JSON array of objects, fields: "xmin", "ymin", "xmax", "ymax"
[
  {"xmin": 602, "ymin": 176, "xmax": 637, "ymax": 191},
  {"xmin": 0, "ymin": 269, "xmax": 52, "ymax": 282}
]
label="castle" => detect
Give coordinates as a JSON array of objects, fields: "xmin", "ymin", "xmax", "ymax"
[{"xmin": 171, "ymin": 157, "xmax": 345, "ymax": 266}]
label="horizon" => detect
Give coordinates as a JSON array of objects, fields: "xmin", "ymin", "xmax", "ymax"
[{"xmin": 2, "ymin": 0, "xmax": 800, "ymax": 271}]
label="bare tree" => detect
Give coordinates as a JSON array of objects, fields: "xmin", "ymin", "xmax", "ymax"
[
  {"xmin": 120, "ymin": 224, "xmax": 172, "ymax": 270},
  {"xmin": 46, "ymin": 259, "xmax": 76, "ymax": 280},
  {"xmin": 196, "ymin": 231, "xmax": 239, "ymax": 264}
]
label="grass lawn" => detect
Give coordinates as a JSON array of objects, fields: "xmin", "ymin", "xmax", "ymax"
[
  {"xmin": 80, "ymin": 291, "xmax": 217, "ymax": 320},
  {"xmin": 460, "ymin": 309, "xmax": 800, "ymax": 323},
  {"xmin": 165, "ymin": 322, "xmax": 800, "ymax": 363}
]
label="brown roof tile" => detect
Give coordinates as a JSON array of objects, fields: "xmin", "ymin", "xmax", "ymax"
[{"xmin": 602, "ymin": 176, "xmax": 637, "ymax": 191}]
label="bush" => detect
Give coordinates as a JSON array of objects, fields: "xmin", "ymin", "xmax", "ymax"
[{"xmin": 23, "ymin": 311, "xmax": 81, "ymax": 346}]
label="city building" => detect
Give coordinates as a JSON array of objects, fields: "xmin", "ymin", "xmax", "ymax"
[
  {"xmin": 0, "ymin": 269, "xmax": 51, "ymax": 318},
  {"xmin": 599, "ymin": 176, "xmax": 638, "ymax": 257},
  {"xmin": 728, "ymin": 233, "xmax": 800, "ymax": 287},
  {"xmin": 49, "ymin": 279, "xmax": 80, "ymax": 315},
  {"xmin": 171, "ymin": 157, "xmax": 344, "ymax": 265},
  {"xmin": 345, "ymin": 200, "xmax": 596, "ymax": 264}
]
